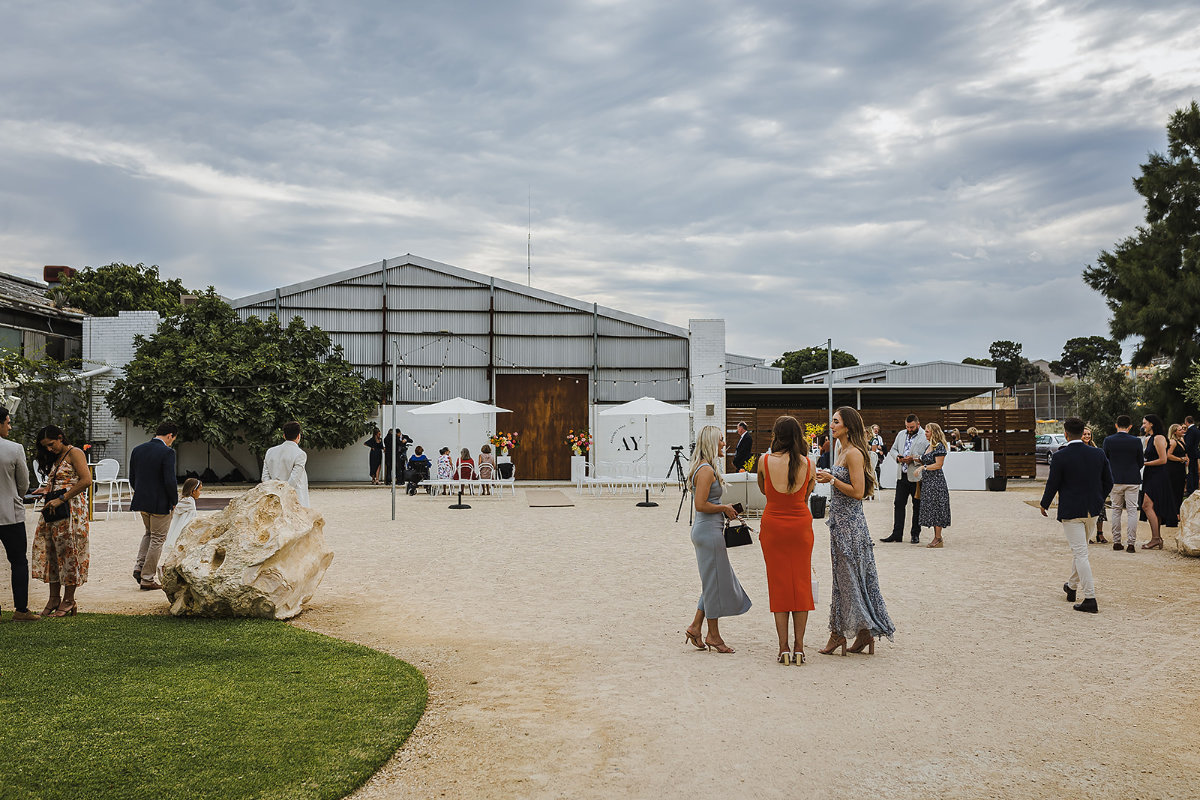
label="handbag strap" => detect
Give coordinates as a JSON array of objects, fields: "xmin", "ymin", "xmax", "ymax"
[{"xmin": 47, "ymin": 445, "xmax": 74, "ymax": 487}]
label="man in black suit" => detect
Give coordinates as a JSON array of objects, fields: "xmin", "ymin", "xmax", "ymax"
[
  {"xmin": 732, "ymin": 422, "xmax": 753, "ymax": 472},
  {"xmin": 1102, "ymin": 414, "xmax": 1144, "ymax": 552},
  {"xmin": 1184, "ymin": 415, "xmax": 1199, "ymax": 496},
  {"xmin": 1040, "ymin": 417, "xmax": 1114, "ymax": 613},
  {"xmin": 130, "ymin": 421, "xmax": 179, "ymax": 591}
]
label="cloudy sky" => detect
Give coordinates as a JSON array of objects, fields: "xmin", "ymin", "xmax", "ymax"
[{"xmin": 2, "ymin": 1, "xmax": 1197, "ymax": 366}]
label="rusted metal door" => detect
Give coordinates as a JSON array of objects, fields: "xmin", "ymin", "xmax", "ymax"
[{"xmin": 495, "ymin": 374, "xmax": 589, "ymax": 480}]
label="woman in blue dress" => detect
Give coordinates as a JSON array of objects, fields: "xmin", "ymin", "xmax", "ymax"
[
  {"xmin": 815, "ymin": 407, "xmax": 896, "ymax": 656},
  {"xmin": 683, "ymin": 425, "xmax": 751, "ymax": 654}
]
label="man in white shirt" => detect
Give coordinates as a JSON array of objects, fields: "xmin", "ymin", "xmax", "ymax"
[
  {"xmin": 882, "ymin": 414, "xmax": 928, "ymax": 544},
  {"xmin": 262, "ymin": 420, "xmax": 310, "ymax": 507}
]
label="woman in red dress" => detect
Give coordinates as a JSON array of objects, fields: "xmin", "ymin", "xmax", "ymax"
[{"xmin": 757, "ymin": 415, "xmax": 816, "ymax": 665}]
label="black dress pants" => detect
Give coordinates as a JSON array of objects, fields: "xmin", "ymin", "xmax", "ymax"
[
  {"xmin": 892, "ymin": 473, "xmax": 922, "ymax": 539},
  {"xmin": 0, "ymin": 521, "xmax": 30, "ymax": 613}
]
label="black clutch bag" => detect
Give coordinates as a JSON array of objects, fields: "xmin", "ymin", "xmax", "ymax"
[
  {"xmin": 40, "ymin": 489, "xmax": 70, "ymax": 522},
  {"xmin": 724, "ymin": 518, "xmax": 753, "ymax": 548},
  {"xmin": 809, "ymin": 494, "xmax": 827, "ymax": 519}
]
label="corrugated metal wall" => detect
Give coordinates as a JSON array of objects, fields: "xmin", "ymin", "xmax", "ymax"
[{"xmin": 236, "ymin": 258, "xmax": 690, "ymax": 404}]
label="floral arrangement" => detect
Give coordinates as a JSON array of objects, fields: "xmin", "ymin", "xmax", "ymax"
[
  {"xmin": 741, "ymin": 454, "xmax": 757, "ymax": 473},
  {"xmin": 489, "ymin": 431, "xmax": 520, "ymax": 452},
  {"xmin": 565, "ymin": 429, "xmax": 591, "ymax": 455},
  {"xmin": 804, "ymin": 422, "xmax": 825, "ymax": 448}
]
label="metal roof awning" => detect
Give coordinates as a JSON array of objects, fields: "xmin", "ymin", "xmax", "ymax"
[{"xmin": 727, "ymin": 382, "xmax": 1003, "ymax": 409}]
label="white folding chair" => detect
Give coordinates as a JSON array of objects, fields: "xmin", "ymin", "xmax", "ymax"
[
  {"xmin": 93, "ymin": 458, "xmax": 132, "ymax": 519},
  {"xmin": 477, "ymin": 462, "xmax": 496, "ymax": 495},
  {"xmin": 494, "ymin": 462, "xmax": 516, "ymax": 497}
]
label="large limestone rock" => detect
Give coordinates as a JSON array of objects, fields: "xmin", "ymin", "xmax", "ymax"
[
  {"xmin": 162, "ymin": 480, "xmax": 334, "ymax": 619},
  {"xmin": 1177, "ymin": 493, "xmax": 1200, "ymax": 557}
]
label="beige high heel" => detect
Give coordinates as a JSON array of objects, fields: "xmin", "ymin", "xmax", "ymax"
[
  {"xmin": 818, "ymin": 634, "xmax": 847, "ymax": 656},
  {"xmin": 847, "ymin": 633, "xmax": 875, "ymax": 654}
]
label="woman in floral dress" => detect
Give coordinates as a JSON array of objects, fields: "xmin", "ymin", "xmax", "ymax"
[
  {"xmin": 31, "ymin": 425, "xmax": 92, "ymax": 617},
  {"xmin": 919, "ymin": 423, "xmax": 952, "ymax": 548}
]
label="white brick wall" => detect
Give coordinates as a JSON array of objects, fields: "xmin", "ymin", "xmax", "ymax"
[
  {"xmin": 688, "ymin": 319, "xmax": 726, "ymax": 445},
  {"xmin": 82, "ymin": 311, "xmax": 162, "ymax": 464}
]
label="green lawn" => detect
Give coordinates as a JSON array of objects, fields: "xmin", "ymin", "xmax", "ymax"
[{"xmin": 0, "ymin": 615, "xmax": 427, "ymax": 800}]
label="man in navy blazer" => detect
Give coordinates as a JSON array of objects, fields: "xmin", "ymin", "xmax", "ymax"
[
  {"xmin": 1040, "ymin": 417, "xmax": 1114, "ymax": 613},
  {"xmin": 129, "ymin": 421, "xmax": 179, "ymax": 591},
  {"xmin": 1102, "ymin": 414, "xmax": 1144, "ymax": 552},
  {"xmin": 1184, "ymin": 415, "xmax": 1199, "ymax": 496}
]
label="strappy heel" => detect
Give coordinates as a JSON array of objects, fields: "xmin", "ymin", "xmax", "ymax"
[
  {"xmin": 818, "ymin": 634, "xmax": 847, "ymax": 656},
  {"xmin": 777, "ymin": 651, "xmax": 792, "ymax": 665},
  {"xmin": 792, "ymin": 650, "xmax": 806, "ymax": 665},
  {"xmin": 705, "ymin": 638, "xmax": 735, "ymax": 653},
  {"xmin": 49, "ymin": 601, "xmax": 77, "ymax": 617},
  {"xmin": 684, "ymin": 630, "xmax": 706, "ymax": 650},
  {"xmin": 848, "ymin": 634, "xmax": 875, "ymax": 654}
]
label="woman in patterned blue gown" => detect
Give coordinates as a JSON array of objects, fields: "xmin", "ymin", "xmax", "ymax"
[{"xmin": 815, "ymin": 407, "xmax": 896, "ymax": 656}]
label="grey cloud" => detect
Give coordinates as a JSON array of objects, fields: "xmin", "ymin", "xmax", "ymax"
[{"xmin": 1, "ymin": 0, "xmax": 1197, "ymax": 368}]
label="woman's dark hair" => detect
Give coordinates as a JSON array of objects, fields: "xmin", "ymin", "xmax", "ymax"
[
  {"xmin": 1143, "ymin": 414, "xmax": 1166, "ymax": 439},
  {"xmin": 35, "ymin": 425, "xmax": 68, "ymax": 474},
  {"xmin": 769, "ymin": 415, "xmax": 808, "ymax": 491}
]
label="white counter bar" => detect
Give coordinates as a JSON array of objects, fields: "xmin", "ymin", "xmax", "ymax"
[{"xmin": 878, "ymin": 451, "xmax": 995, "ymax": 491}]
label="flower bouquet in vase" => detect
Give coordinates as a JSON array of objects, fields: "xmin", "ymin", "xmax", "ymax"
[
  {"xmin": 490, "ymin": 431, "xmax": 519, "ymax": 456},
  {"xmin": 565, "ymin": 429, "xmax": 591, "ymax": 456}
]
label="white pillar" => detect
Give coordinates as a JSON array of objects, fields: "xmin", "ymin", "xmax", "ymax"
[{"xmin": 688, "ymin": 319, "xmax": 726, "ymax": 444}]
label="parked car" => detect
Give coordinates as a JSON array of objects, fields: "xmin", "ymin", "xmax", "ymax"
[{"xmin": 1036, "ymin": 433, "xmax": 1067, "ymax": 463}]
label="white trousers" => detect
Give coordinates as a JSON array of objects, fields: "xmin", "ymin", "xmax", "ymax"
[
  {"xmin": 1109, "ymin": 484, "xmax": 1139, "ymax": 545},
  {"xmin": 1062, "ymin": 517, "xmax": 1097, "ymax": 599}
]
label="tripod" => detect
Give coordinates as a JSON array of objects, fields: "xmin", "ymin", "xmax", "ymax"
[{"xmin": 667, "ymin": 448, "xmax": 692, "ymax": 523}]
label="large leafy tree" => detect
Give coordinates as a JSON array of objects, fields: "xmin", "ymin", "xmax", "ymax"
[
  {"xmin": 53, "ymin": 262, "xmax": 195, "ymax": 317},
  {"xmin": 1083, "ymin": 101, "xmax": 1200, "ymax": 419},
  {"xmin": 0, "ymin": 353, "xmax": 88, "ymax": 469},
  {"xmin": 988, "ymin": 340, "xmax": 1044, "ymax": 387},
  {"xmin": 1051, "ymin": 335, "xmax": 1122, "ymax": 377},
  {"xmin": 773, "ymin": 347, "xmax": 858, "ymax": 383},
  {"xmin": 107, "ymin": 294, "xmax": 376, "ymax": 478},
  {"xmin": 1071, "ymin": 364, "xmax": 1141, "ymax": 442}
]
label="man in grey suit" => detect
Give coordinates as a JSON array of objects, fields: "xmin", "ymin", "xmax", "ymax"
[
  {"xmin": 130, "ymin": 421, "xmax": 179, "ymax": 590},
  {"xmin": 262, "ymin": 421, "xmax": 310, "ymax": 507},
  {"xmin": 0, "ymin": 406, "xmax": 39, "ymax": 620},
  {"xmin": 1102, "ymin": 414, "xmax": 1143, "ymax": 553},
  {"xmin": 882, "ymin": 414, "xmax": 927, "ymax": 544}
]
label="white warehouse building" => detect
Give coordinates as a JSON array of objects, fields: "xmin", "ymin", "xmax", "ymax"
[{"xmin": 84, "ymin": 255, "xmax": 779, "ymax": 482}]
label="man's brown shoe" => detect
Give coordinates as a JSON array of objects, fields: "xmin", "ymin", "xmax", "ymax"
[
  {"xmin": 11, "ymin": 610, "xmax": 41, "ymax": 621},
  {"xmin": 139, "ymin": 580, "xmax": 163, "ymax": 591}
]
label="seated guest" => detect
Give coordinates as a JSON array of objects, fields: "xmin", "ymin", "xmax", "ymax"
[
  {"xmin": 457, "ymin": 447, "xmax": 475, "ymax": 480},
  {"xmin": 405, "ymin": 447, "xmax": 431, "ymax": 495},
  {"xmin": 477, "ymin": 445, "xmax": 496, "ymax": 495},
  {"xmin": 436, "ymin": 447, "xmax": 453, "ymax": 495}
]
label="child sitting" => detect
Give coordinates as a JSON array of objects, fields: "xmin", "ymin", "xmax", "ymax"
[{"xmin": 160, "ymin": 478, "xmax": 201, "ymax": 579}]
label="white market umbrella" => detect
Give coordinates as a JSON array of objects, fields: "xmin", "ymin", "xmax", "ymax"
[
  {"xmin": 599, "ymin": 396, "xmax": 692, "ymax": 507},
  {"xmin": 410, "ymin": 397, "xmax": 511, "ymax": 509}
]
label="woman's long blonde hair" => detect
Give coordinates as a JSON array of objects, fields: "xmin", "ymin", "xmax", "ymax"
[
  {"xmin": 835, "ymin": 407, "xmax": 877, "ymax": 498},
  {"xmin": 926, "ymin": 422, "xmax": 948, "ymax": 450},
  {"xmin": 688, "ymin": 425, "xmax": 725, "ymax": 488}
]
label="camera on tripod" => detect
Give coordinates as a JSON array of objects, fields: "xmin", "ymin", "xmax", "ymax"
[{"xmin": 670, "ymin": 445, "xmax": 684, "ymax": 451}]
